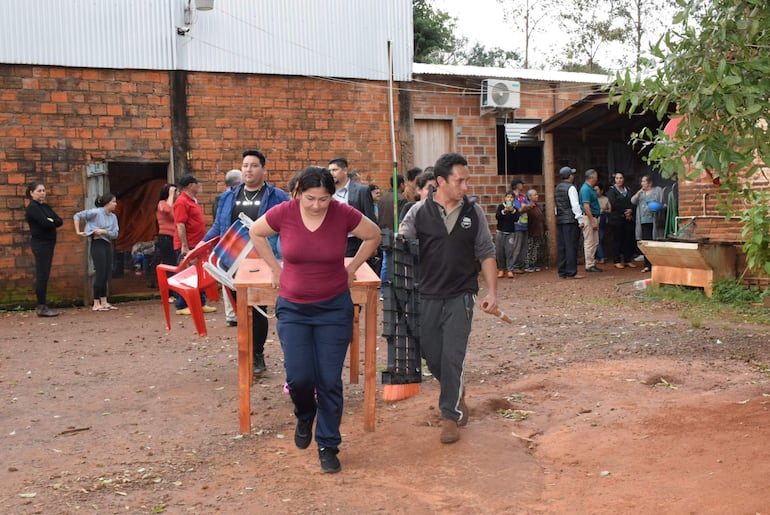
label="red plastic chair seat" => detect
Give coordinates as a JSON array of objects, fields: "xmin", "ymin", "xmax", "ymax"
[{"xmin": 156, "ymin": 237, "xmax": 220, "ymax": 336}]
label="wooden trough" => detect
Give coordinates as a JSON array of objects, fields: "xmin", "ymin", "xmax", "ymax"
[{"xmin": 637, "ymin": 240, "xmax": 736, "ymax": 297}]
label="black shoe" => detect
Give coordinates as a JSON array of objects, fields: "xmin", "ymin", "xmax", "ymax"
[
  {"xmin": 586, "ymin": 266, "xmax": 603, "ymax": 273},
  {"xmin": 37, "ymin": 305, "xmax": 59, "ymax": 317},
  {"xmin": 253, "ymin": 354, "xmax": 266, "ymax": 375},
  {"xmin": 294, "ymin": 418, "xmax": 313, "ymax": 449},
  {"xmin": 226, "ymin": 320, "xmax": 238, "ymax": 327},
  {"xmin": 319, "ymin": 447, "xmax": 341, "ymax": 474}
]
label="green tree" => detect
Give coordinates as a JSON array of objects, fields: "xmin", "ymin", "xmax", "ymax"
[
  {"xmin": 558, "ymin": 0, "xmax": 628, "ymax": 73},
  {"xmin": 413, "ymin": 0, "xmax": 458, "ymax": 63},
  {"xmin": 616, "ymin": 0, "xmax": 677, "ymax": 71},
  {"xmin": 496, "ymin": 0, "xmax": 556, "ymax": 69},
  {"xmin": 462, "ymin": 43, "xmax": 521, "ymax": 68},
  {"xmin": 612, "ymin": 0, "xmax": 770, "ymax": 276}
]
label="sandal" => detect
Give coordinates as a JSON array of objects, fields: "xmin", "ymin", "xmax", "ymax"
[
  {"xmin": 641, "ymin": 267, "xmax": 651, "ymax": 273},
  {"xmin": 92, "ymin": 305, "xmax": 109, "ymax": 312},
  {"xmin": 103, "ymin": 303, "xmax": 118, "ymax": 310}
]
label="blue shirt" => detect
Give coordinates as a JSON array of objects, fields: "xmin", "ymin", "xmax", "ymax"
[
  {"xmin": 74, "ymin": 207, "xmax": 119, "ymax": 242},
  {"xmin": 579, "ymin": 183, "xmax": 600, "ymax": 217}
]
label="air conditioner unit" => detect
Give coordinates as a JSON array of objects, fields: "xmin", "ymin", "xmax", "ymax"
[{"xmin": 480, "ymin": 79, "xmax": 520, "ymax": 110}]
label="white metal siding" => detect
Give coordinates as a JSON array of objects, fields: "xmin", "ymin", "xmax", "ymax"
[
  {"xmin": 0, "ymin": 0, "xmax": 173, "ymax": 70},
  {"xmin": 0, "ymin": 0, "xmax": 412, "ymax": 81}
]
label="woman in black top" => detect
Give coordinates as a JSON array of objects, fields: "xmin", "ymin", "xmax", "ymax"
[{"xmin": 25, "ymin": 181, "xmax": 63, "ymax": 317}]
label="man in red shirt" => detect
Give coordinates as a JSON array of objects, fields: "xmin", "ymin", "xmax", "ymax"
[{"xmin": 173, "ymin": 174, "xmax": 216, "ymax": 315}]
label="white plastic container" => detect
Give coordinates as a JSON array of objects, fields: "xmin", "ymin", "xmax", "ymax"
[{"xmin": 633, "ymin": 278, "xmax": 652, "ymax": 290}]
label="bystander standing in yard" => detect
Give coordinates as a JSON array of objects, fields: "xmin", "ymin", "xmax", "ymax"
[
  {"xmin": 249, "ymin": 165, "xmax": 380, "ymax": 473},
  {"xmin": 25, "ymin": 181, "xmax": 63, "ymax": 317},
  {"xmin": 526, "ymin": 188, "xmax": 546, "ymax": 272},
  {"xmin": 74, "ymin": 193, "xmax": 120, "ymax": 312},
  {"xmin": 495, "ymin": 190, "xmax": 518, "ymax": 278}
]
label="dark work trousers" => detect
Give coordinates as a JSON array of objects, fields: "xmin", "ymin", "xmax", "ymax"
[
  {"xmin": 276, "ymin": 290, "xmax": 353, "ymax": 450},
  {"xmin": 90, "ymin": 238, "xmax": 112, "ymax": 299},
  {"xmin": 157, "ymin": 234, "xmax": 175, "ymax": 266},
  {"xmin": 610, "ymin": 220, "xmax": 636, "ymax": 264},
  {"xmin": 557, "ymin": 222, "xmax": 580, "ymax": 277},
  {"xmin": 419, "ymin": 293, "xmax": 475, "ymax": 424},
  {"xmin": 173, "ymin": 249, "xmax": 207, "ymax": 310},
  {"xmin": 640, "ymin": 223, "xmax": 654, "ymax": 269},
  {"xmin": 231, "ymin": 290, "xmax": 269, "ymax": 357},
  {"xmin": 31, "ymin": 238, "xmax": 55, "ymax": 305}
]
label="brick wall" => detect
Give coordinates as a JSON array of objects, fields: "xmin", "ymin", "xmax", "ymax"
[
  {"xmin": 1, "ymin": 65, "xmax": 173, "ymax": 304},
  {"xmin": 0, "ymin": 64, "xmax": 398, "ymax": 305},
  {"xmin": 675, "ymin": 167, "xmax": 770, "ymax": 287}
]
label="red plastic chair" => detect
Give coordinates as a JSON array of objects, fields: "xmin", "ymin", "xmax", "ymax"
[{"xmin": 156, "ymin": 237, "xmax": 220, "ymax": 336}]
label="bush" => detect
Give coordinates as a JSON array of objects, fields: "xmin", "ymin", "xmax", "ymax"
[{"xmin": 711, "ymin": 279, "xmax": 764, "ymax": 307}]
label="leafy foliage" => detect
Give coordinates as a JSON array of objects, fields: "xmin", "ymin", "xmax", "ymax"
[
  {"xmin": 558, "ymin": 0, "xmax": 628, "ymax": 72},
  {"xmin": 612, "ymin": 0, "xmax": 770, "ymax": 276},
  {"xmin": 413, "ymin": 1, "xmax": 521, "ymax": 67},
  {"xmin": 616, "ymin": 0, "xmax": 678, "ymax": 71},
  {"xmin": 496, "ymin": 0, "xmax": 556, "ymax": 69},
  {"xmin": 463, "ymin": 43, "xmax": 521, "ymax": 68},
  {"xmin": 413, "ymin": 0, "xmax": 457, "ymax": 63},
  {"xmin": 711, "ymin": 278, "xmax": 764, "ymax": 307}
]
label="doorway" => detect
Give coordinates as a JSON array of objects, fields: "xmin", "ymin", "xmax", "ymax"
[{"xmin": 103, "ymin": 161, "xmax": 170, "ymax": 297}]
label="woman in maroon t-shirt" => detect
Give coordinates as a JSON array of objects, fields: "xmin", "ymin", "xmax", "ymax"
[{"xmin": 249, "ymin": 166, "xmax": 380, "ymax": 474}]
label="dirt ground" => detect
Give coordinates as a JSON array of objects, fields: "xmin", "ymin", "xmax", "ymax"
[{"xmin": 2, "ymin": 265, "xmax": 770, "ymax": 514}]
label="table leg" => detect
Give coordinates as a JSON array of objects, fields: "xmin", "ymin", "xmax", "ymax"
[
  {"xmin": 363, "ymin": 287, "xmax": 377, "ymax": 431},
  {"xmin": 237, "ymin": 286, "xmax": 252, "ymax": 434},
  {"xmin": 349, "ymin": 305, "xmax": 360, "ymax": 383}
]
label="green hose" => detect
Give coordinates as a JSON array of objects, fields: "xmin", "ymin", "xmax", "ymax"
[{"xmin": 663, "ymin": 186, "xmax": 678, "ymax": 238}]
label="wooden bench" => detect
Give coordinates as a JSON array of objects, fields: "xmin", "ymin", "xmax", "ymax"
[{"xmin": 637, "ymin": 240, "xmax": 736, "ymax": 297}]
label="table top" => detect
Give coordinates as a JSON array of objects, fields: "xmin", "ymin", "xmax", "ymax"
[{"xmin": 234, "ymin": 257, "xmax": 380, "ymax": 289}]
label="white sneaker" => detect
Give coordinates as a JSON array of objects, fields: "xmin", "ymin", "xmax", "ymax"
[{"xmin": 634, "ymin": 255, "xmax": 645, "ymax": 262}]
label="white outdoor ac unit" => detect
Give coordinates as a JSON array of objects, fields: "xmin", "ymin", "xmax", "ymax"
[{"xmin": 480, "ymin": 79, "xmax": 520, "ymax": 110}]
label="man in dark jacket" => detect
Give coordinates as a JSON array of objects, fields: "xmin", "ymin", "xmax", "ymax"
[
  {"xmin": 328, "ymin": 157, "xmax": 377, "ymax": 257},
  {"xmin": 204, "ymin": 149, "xmax": 290, "ymax": 375},
  {"xmin": 554, "ymin": 166, "xmax": 585, "ymax": 279},
  {"xmin": 399, "ymin": 152, "xmax": 498, "ymax": 445}
]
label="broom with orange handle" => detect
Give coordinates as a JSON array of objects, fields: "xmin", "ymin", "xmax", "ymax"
[
  {"xmin": 382, "ymin": 41, "xmax": 420, "ymax": 404},
  {"xmin": 380, "ymin": 236, "xmax": 421, "ymax": 404}
]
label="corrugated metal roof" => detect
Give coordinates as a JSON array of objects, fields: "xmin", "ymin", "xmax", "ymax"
[
  {"xmin": 0, "ymin": 0, "xmax": 412, "ymax": 81},
  {"xmin": 413, "ymin": 63, "xmax": 610, "ymax": 85}
]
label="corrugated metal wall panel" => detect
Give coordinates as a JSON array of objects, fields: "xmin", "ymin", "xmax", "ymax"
[
  {"xmin": 0, "ymin": 0, "xmax": 173, "ymax": 70},
  {"xmin": 180, "ymin": 0, "xmax": 412, "ymax": 80},
  {"xmin": 0, "ymin": 0, "xmax": 412, "ymax": 81}
]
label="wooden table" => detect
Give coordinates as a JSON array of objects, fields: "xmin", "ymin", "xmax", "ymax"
[
  {"xmin": 638, "ymin": 240, "xmax": 736, "ymax": 297},
  {"xmin": 233, "ymin": 258, "xmax": 380, "ymax": 433}
]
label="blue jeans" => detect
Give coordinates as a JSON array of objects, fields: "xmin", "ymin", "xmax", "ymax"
[
  {"xmin": 380, "ymin": 250, "xmax": 389, "ymax": 293},
  {"xmin": 277, "ymin": 290, "xmax": 353, "ymax": 449}
]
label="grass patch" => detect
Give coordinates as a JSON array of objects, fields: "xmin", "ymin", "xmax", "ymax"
[{"xmin": 640, "ymin": 281, "xmax": 770, "ymax": 326}]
